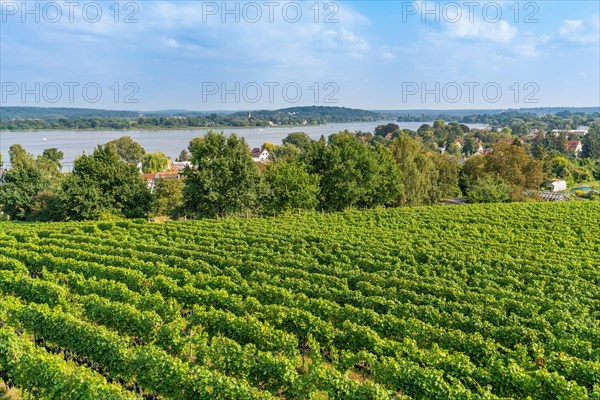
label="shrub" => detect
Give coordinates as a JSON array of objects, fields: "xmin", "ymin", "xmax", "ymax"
[{"xmin": 466, "ymin": 177, "xmax": 511, "ymax": 203}]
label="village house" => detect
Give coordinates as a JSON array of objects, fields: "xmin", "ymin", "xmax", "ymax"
[
  {"xmin": 171, "ymin": 161, "xmax": 192, "ymax": 172},
  {"xmin": 566, "ymin": 140, "xmax": 583, "ymax": 155},
  {"xmin": 473, "ymin": 143, "xmax": 486, "ymax": 156},
  {"xmin": 547, "ymin": 180, "xmax": 567, "ymax": 192},
  {"xmin": 142, "ymin": 171, "xmax": 180, "ymax": 193},
  {"xmin": 252, "ymin": 148, "xmax": 270, "ymax": 162},
  {"xmin": 551, "ymin": 127, "xmax": 588, "ymax": 136},
  {"xmin": 498, "ymin": 138, "xmax": 516, "ymax": 145},
  {"xmin": 142, "ymin": 173, "xmax": 156, "ymax": 190}
]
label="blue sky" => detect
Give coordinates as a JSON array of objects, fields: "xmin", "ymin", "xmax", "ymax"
[{"xmin": 1, "ymin": 0, "xmax": 599, "ymax": 110}]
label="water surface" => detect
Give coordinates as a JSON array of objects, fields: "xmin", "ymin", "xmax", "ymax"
[{"xmin": 1, "ymin": 121, "xmax": 488, "ymax": 166}]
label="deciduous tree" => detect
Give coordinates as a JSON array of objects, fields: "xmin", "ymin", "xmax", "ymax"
[
  {"xmin": 262, "ymin": 161, "xmax": 319, "ymax": 215},
  {"xmin": 0, "ymin": 145, "xmax": 63, "ymax": 221},
  {"xmin": 41, "ymin": 148, "xmax": 64, "ymax": 169},
  {"xmin": 466, "ymin": 177, "xmax": 511, "ymax": 203},
  {"xmin": 374, "ymin": 123, "xmax": 399, "ymax": 137},
  {"xmin": 428, "ymin": 152, "xmax": 461, "ymax": 202},
  {"xmin": 183, "ymin": 131, "xmax": 259, "ymax": 218},
  {"xmin": 152, "ymin": 178, "xmax": 184, "ymax": 219},
  {"xmin": 62, "ymin": 144, "xmax": 151, "ymax": 220},
  {"xmin": 389, "ymin": 134, "xmax": 435, "ymax": 206},
  {"xmin": 282, "ymin": 132, "xmax": 312, "ymax": 149},
  {"xmin": 461, "ymin": 142, "xmax": 544, "ymax": 201},
  {"xmin": 176, "ymin": 149, "xmax": 190, "ymax": 162},
  {"xmin": 582, "ymin": 124, "xmax": 600, "ymax": 159},
  {"xmin": 106, "ymin": 136, "xmax": 146, "ymax": 164},
  {"xmin": 142, "ymin": 152, "xmax": 169, "ymax": 174}
]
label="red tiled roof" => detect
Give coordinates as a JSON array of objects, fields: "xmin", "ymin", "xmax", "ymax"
[
  {"xmin": 567, "ymin": 140, "xmax": 581, "ymax": 151},
  {"xmin": 156, "ymin": 172, "xmax": 180, "ymax": 179}
]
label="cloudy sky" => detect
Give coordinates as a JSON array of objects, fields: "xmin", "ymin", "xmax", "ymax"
[{"xmin": 1, "ymin": 0, "xmax": 599, "ymax": 110}]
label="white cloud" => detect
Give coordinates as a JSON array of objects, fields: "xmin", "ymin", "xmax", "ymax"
[
  {"xmin": 409, "ymin": 1, "xmax": 555, "ymax": 60},
  {"xmin": 136, "ymin": 1, "xmax": 378, "ymax": 72},
  {"xmin": 378, "ymin": 45, "xmax": 396, "ymax": 61},
  {"xmin": 560, "ymin": 20, "xmax": 584, "ymax": 36},
  {"xmin": 409, "ymin": 1, "xmax": 518, "ymax": 44},
  {"xmin": 447, "ymin": 19, "xmax": 517, "ymax": 44},
  {"xmin": 559, "ymin": 19, "xmax": 599, "ymax": 44}
]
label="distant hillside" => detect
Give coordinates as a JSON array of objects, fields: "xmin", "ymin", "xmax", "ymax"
[
  {"xmin": 4, "ymin": 106, "xmax": 597, "ymax": 122},
  {"xmin": 0, "ymin": 106, "xmax": 383, "ymax": 122},
  {"xmin": 143, "ymin": 110, "xmax": 232, "ymax": 117},
  {"xmin": 377, "ymin": 107, "xmax": 600, "ymax": 121},
  {"xmin": 0, "ymin": 106, "xmax": 141, "ymax": 120},
  {"xmin": 230, "ymin": 106, "xmax": 384, "ymax": 124},
  {"xmin": 0, "ymin": 106, "xmax": 386, "ymax": 131},
  {"xmin": 3, "ymin": 106, "xmax": 598, "ymax": 131}
]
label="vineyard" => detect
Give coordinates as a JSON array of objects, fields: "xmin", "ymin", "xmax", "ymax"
[{"xmin": 0, "ymin": 202, "xmax": 599, "ymax": 399}]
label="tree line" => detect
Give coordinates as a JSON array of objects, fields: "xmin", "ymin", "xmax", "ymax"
[
  {"xmin": 0, "ymin": 106, "xmax": 382, "ymax": 131},
  {"xmin": 3, "ymin": 108, "xmax": 597, "ymax": 134},
  {"xmin": 1, "ymin": 122, "xmax": 599, "ymax": 222},
  {"xmin": 396, "ymin": 110, "xmax": 599, "ymax": 132}
]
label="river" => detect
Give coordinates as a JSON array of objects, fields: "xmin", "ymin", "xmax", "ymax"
[{"xmin": 0, "ymin": 121, "xmax": 488, "ymax": 166}]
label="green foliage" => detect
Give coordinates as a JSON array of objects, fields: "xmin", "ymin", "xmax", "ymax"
[
  {"xmin": 106, "ymin": 136, "xmax": 146, "ymax": 164},
  {"xmin": 466, "ymin": 177, "xmax": 511, "ymax": 203},
  {"xmin": 183, "ymin": 131, "xmax": 259, "ymax": 218},
  {"xmin": 62, "ymin": 144, "xmax": 151, "ymax": 220},
  {"xmin": 417, "ymin": 124, "xmax": 435, "ymax": 143},
  {"xmin": 446, "ymin": 123, "xmax": 464, "ymax": 144},
  {"xmin": 0, "ymin": 327, "xmax": 139, "ymax": 399},
  {"xmin": 428, "ymin": 152, "xmax": 461, "ymax": 201},
  {"xmin": 374, "ymin": 123, "xmax": 399, "ymax": 137},
  {"xmin": 549, "ymin": 157, "xmax": 573, "ymax": 180},
  {"xmin": 41, "ymin": 147, "xmax": 64, "ymax": 169},
  {"xmin": 272, "ymin": 143, "xmax": 302, "ymax": 162},
  {"xmin": 0, "ymin": 202, "xmax": 598, "ymax": 398},
  {"xmin": 0, "ymin": 147, "xmax": 63, "ymax": 221},
  {"xmin": 315, "ymin": 132, "xmax": 402, "ymax": 211},
  {"xmin": 142, "ymin": 151, "xmax": 169, "ymax": 174},
  {"xmin": 152, "ymin": 178, "xmax": 185, "ymax": 219},
  {"xmin": 445, "ymin": 142, "xmax": 462, "ymax": 155},
  {"xmin": 389, "ymin": 134, "xmax": 435, "ymax": 206},
  {"xmin": 282, "ymin": 132, "xmax": 312, "ymax": 149},
  {"xmin": 176, "ymin": 149, "xmax": 190, "ymax": 162},
  {"xmin": 531, "ymin": 130, "xmax": 547, "ymax": 160},
  {"xmin": 1, "ymin": 106, "xmax": 382, "ymax": 130},
  {"xmin": 9, "ymin": 144, "xmax": 29, "ymax": 165},
  {"xmin": 462, "ymin": 136, "xmax": 480, "ymax": 157},
  {"xmin": 546, "ymin": 157, "xmax": 595, "ymax": 184},
  {"xmin": 365, "ymin": 143, "xmax": 404, "ymax": 207},
  {"xmin": 28, "ymin": 190, "xmax": 66, "ymax": 222},
  {"xmin": 261, "ymin": 161, "xmax": 320, "ymax": 214},
  {"xmin": 546, "ymin": 132, "xmax": 568, "ymax": 154},
  {"xmin": 582, "ymin": 124, "xmax": 600, "ymax": 159},
  {"xmin": 319, "ymin": 132, "xmax": 374, "ymax": 210},
  {"xmin": 462, "ymin": 142, "xmax": 545, "ymax": 201}
]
